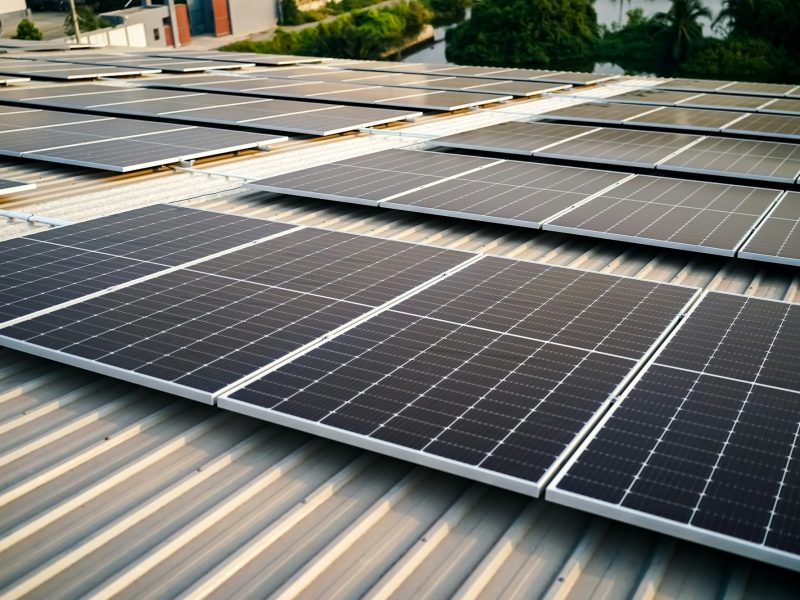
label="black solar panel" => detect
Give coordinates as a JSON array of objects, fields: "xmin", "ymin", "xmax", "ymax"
[
  {"xmin": 434, "ymin": 121, "xmax": 599, "ymax": 156},
  {"xmin": 0, "ymin": 224, "xmax": 471, "ymax": 402},
  {"xmin": 659, "ymin": 136, "xmax": 800, "ymax": 184},
  {"xmin": 549, "ymin": 291, "xmax": 800, "ymax": 572},
  {"xmin": 679, "ymin": 93, "xmax": 773, "ymax": 111},
  {"xmin": 724, "ymin": 113, "xmax": 800, "ymax": 141},
  {"xmin": 222, "ymin": 256, "xmax": 697, "ymax": 496},
  {"xmin": 545, "ymin": 175, "xmax": 780, "ymax": 256},
  {"xmin": 541, "ymin": 103, "xmax": 656, "ymax": 125},
  {"xmin": 0, "ymin": 205, "xmax": 294, "ymax": 325},
  {"xmin": 624, "ymin": 107, "xmax": 745, "ymax": 132},
  {"xmin": 384, "ymin": 161, "xmax": 627, "ymax": 228},
  {"xmin": 537, "ymin": 128, "xmax": 701, "ymax": 168},
  {"xmin": 246, "ymin": 149, "xmax": 500, "ymax": 205},
  {"xmin": 656, "ymin": 78, "xmax": 734, "ymax": 93},
  {"xmin": 739, "ymin": 192, "xmax": 800, "ymax": 266},
  {"xmin": 722, "ymin": 81, "xmax": 799, "ymax": 97}
]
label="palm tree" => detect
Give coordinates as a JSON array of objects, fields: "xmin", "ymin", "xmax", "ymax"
[{"xmin": 655, "ymin": 0, "xmax": 712, "ymax": 61}]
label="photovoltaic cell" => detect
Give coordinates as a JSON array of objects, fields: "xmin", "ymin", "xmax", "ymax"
[
  {"xmin": 222, "ymin": 256, "xmax": 697, "ymax": 496},
  {"xmin": 739, "ymin": 192, "xmax": 800, "ymax": 266},
  {"xmin": 384, "ymin": 161, "xmax": 627, "ymax": 227},
  {"xmin": 678, "ymin": 93, "xmax": 773, "ymax": 111},
  {"xmin": 760, "ymin": 98, "xmax": 800, "ymax": 116},
  {"xmin": 549, "ymin": 291, "xmax": 800, "ymax": 572},
  {"xmin": 545, "ymin": 175, "xmax": 780, "ymax": 256},
  {"xmin": 659, "ymin": 136, "xmax": 800, "ymax": 184}
]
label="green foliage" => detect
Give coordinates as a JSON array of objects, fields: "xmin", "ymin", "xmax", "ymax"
[
  {"xmin": 223, "ymin": 1, "xmax": 431, "ymax": 60},
  {"xmin": 653, "ymin": 0, "xmax": 711, "ymax": 61},
  {"xmin": 715, "ymin": 0, "xmax": 800, "ymax": 58},
  {"xmin": 598, "ymin": 8, "xmax": 671, "ymax": 72},
  {"xmin": 13, "ymin": 19, "xmax": 43, "ymax": 40},
  {"xmin": 422, "ymin": 0, "xmax": 469, "ymax": 26},
  {"xmin": 682, "ymin": 37, "xmax": 800, "ymax": 82},
  {"xmin": 444, "ymin": 0, "xmax": 598, "ymax": 69},
  {"xmin": 280, "ymin": 0, "xmax": 315, "ymax": 25},
  {"xmin": 64, "ymin": 4, "xmax": 112, "ymax": 36}
]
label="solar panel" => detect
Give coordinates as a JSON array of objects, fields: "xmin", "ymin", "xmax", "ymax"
[
  {"xmin": 46, "ymin": 54, "xmax": 252, "ymax": 73},
  {"xmin": 384, "ymin": 161, "xmax": 628, "ymax": 228},
  {"xmin": 678, "ymin": 93, "xmax": 773, "ymax": 111},
  {"xmin": 221, "ymin": 256, "xmax": 697, "ymax": 496},
  {"xmin": 604, "ymin": 89, "xmax": 701, "ymax": 106},
  {"xmin": 0, "ymin": 224, "xmax": 471, "ymax": 402},
  {"xmin": 246, "ymin": 149, "xmax": 500, "ymax": 205},
  {"xmin": 760, "ymin": 98, "xmax": 800, "ymax": 116},
  {"xmin": 0, "ymin": 205, "xmax": 294, "ymax": 324},
  {"xmin": 22, "ymin": 132, "xmax": 270, "ymax": 172},
  {"xmin": 0, "ymin": 60, "xmax": 159, "ymax": 79},
  {"xmin": 537, "ymin": 128, "xmax": 701, "ymax": 168},
  {"xmin": 433, "ymin": 121, "xmax": 600, "ymax": 156},
  {"xmin": 549, "ymin": 291, "xmax": 800, "ymax": 572},
  {"xmin": 721, "ymin": 81, "xmax": 799, "ymax": 98},
  {"xmin": 8, "ymin": 85, "xmax": 421, "ymax": 136},
  {"xmin": 622, "ymin": 106, "xmax": 745, "ymax": 132},
  {"xmin": 531, "ymin": 72, "xmax": 619, "ymax": 85},
  {"xmin": 544, "ymin": 175, "xmax": 780, "ymax": 255},
  {"xmin": 541, "ymin": 103, "xmax": 659, "ymax": 125},
  {"xmin": 656, "ymin": 78, "xmax": 734, "ymax": 93},
  {"xmin": 659, "ymin": 136, "xmax": 800, "ymax": 184},
  {"xmin": 301, "ymin": 70, "xmax": 569, "ymax": 97},
  {"xmin": 739, "ymin": 192, "xmax": 800, "ymax": 266},
  {"xmin": 0, "ymin": 110, "xmax": 108, "ymax": 130},
  {"xmin": 723, "ymin": 113, "xmax": 800, "ymax": 141}
]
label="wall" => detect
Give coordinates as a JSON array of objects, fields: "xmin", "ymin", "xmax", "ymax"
[
  {"xmin": 228, "ymin": 0, "xmax": 277, "ymax": 34},
  {"xmin": 0, "ymin": 0, "xmax": 26, "ymax": 14},
  {"xmin": 101, "ymin": 6, "xmax": 169, "ymax": 46},
  {"xmin": 74, "ymin": 23, "xmax": 150, "ymax": 47}
]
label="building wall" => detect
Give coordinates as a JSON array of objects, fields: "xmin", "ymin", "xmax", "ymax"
[
  {"xmin": 227, "ymin": 0, "xmax": 277, "ymax": 35},
  {"xmin": 0, "ymin": 0, "xmax": 26, "ymax": 14},
  {"xmin": 100, "ymin": 6, "xmax": 169, "ymax": 47}
]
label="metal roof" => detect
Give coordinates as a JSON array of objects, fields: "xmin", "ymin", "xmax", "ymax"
[{"xmin": 1, "ymin": 75, "xmax": 799, "ymax": 599}]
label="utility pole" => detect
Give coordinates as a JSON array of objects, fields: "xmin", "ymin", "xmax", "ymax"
[{"xmin": 68, "ymin": 0, "xmax": 81, "ymax": 43}]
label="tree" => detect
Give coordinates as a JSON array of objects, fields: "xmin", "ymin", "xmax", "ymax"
[
  {"xmin": 13, "ymin": 19, "xmax": 43, "ymax": 40},
  {"xmin": 654, "ymin": 0, "xmax": 711, "ymax": 61},
  {"xmin": 445, "ymin": 0, "xmax": 598, "ymax": 69},
  {"xmin": 714, "ymin": 0, "xmax": 800, "ymax": 58},
  {"xmin": 64, "ymin": 4, "xmax": 111, "ymax": 36}
]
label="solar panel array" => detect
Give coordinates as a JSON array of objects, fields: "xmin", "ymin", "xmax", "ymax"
[
  {"xmin": 147, "ymin": 50, "xmax": 331, "ymax": 66},
  {"xmin": 544, "ymin": 176, "xmax": 780, "ymax": 256},
  {"xmin": 33, "ymin": 53, "xmax": 255, "ymax": 73},
  {"xmin": 434, "ymin": 121, "xmax": 800, "ymax": 183},
  {"xmin": 549, "ymin": 291, "xmax": 800, "ymax": 572},
  {"xmin": 0, "ymin": 204, "xmax": 699, "ymax": 498},
  {"xmin": 0, "ymin": 58, "xmax": 158, "ymax": 79},
  {"xmin": 324, "ymin": 59, "xmax": 621, "ymax": 86},
  {"xmin": 234, "ymin": 65, "xmax": 571, "ymax": 97},
  {"xmin": 139, "ymin": 73, "xmax": 512, "ymax": 111},
  {"xmin": 658, "ymin": 78, "xmax": 800, "ymax": 97},
  {"xmin": 247, "ymin": 148, "xmax": 784, "ymax": 257},
  {"xmin": 0, "ymin": 107, "xmax": 284, "ymax": 171},
  {"xmin": 543, "ymin": 104, "xmax": 800, "ymax": 141},
  {"xmin": 5, "ymin": 203, "xmax": 800, "ymax": 570},
  {"xmin": 0, "ymin": 83, "xmax": 421, "ymax": 136},
  {"xmin": 739, "ymin": 192, "xmax": 800, "ymax": 266}
]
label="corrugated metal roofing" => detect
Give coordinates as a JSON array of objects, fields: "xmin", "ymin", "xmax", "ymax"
[{"xmin": 1, "ymin": 74, "xmax": 800, "ymax": 599}]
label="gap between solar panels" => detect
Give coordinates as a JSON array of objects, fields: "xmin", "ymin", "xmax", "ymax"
[{"xmin": 0, "ymin": 203, "xmax": 699, "ymax": 499}]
